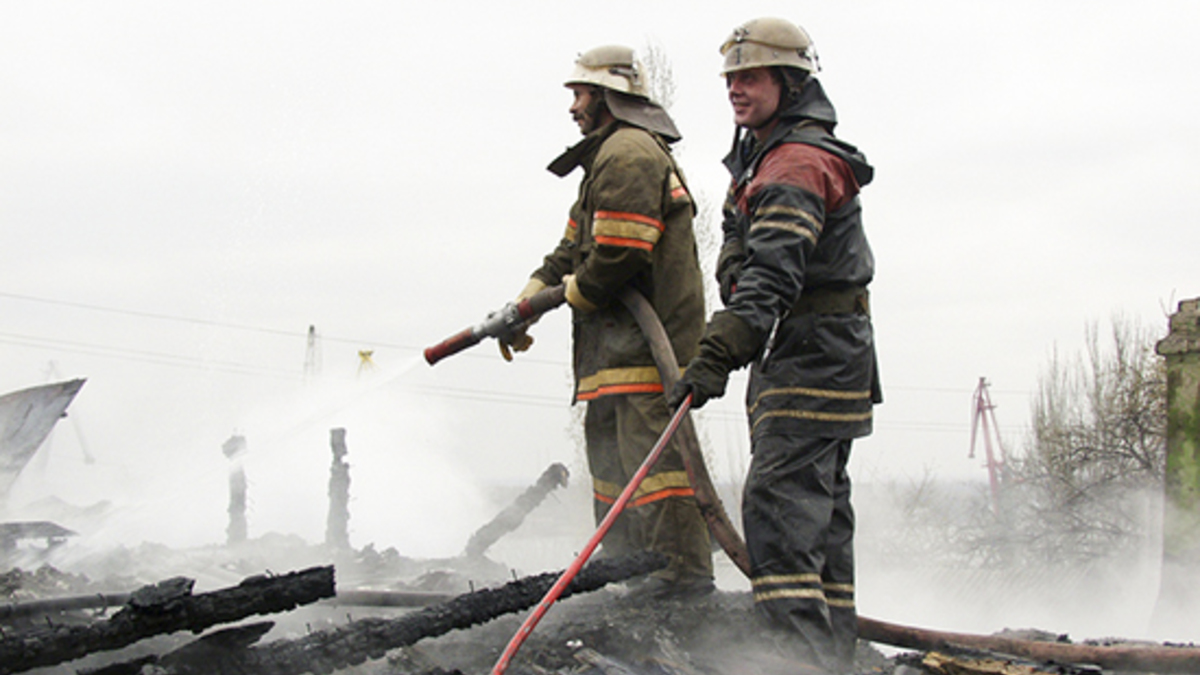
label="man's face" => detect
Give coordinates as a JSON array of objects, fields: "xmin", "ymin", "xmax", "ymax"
[
  {"xmin": 726, "ymin": 67, "xmax": 781, "ymax": 131},
  {"xmin": 568, "ymin": 84, "xmax": 602, "ymax": 134}
]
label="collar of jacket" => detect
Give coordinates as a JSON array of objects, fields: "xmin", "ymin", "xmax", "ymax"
[
  {"xmin": 546, "ymin": 121, "xmax": 625, "ymax": 178},
  {"xmin": 722, "ymin": 77, "xmax": 840, "ymax": 185}
]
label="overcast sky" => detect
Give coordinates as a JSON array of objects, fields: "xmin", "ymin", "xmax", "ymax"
[{"xmin": 2, "ymin": 0, "xmax": 1198, "ymax": 573}]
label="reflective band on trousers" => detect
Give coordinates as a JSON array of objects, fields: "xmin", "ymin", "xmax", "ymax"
[
  {"xmin": 593, "ymin": 469, "xmax": 693, "ymax": 507},
  {"xmin": 752, "ymin": 574, "xmax": 855, "ymax": 608},
  {"xmin": 576, "ymin": 366, "xmax": 662, "ymax": 400}
]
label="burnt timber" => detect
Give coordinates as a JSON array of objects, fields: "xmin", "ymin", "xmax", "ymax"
[
  {"xmin": 0, "ymin": 565, "xmax": 335, "ymax": 674},
  {"xmin": 83, "ymin": 551, "xmax": 668, "ymax": 675},
  {"xmin": 464, "ymin": 462, "xmax": 569, "ymax": 559}
]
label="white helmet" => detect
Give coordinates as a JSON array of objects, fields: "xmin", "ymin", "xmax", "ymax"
[
  {"xmin": 565, "ymin": 45, "xmax": 649, "ymax": 99},
  {"xmin": 720, "ymin": 17, "xmax": 818, "ymax": 76}
]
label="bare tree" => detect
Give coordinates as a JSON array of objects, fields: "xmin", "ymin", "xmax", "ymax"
[
  {"xmin": 1022, "ymin": 315, "xmax": 1166, "ymax": 493},
  {"xmin": 968, "ymin": 315, "xmax": 1168, "ymax": 566},
  {"xmin": 640, "ymin": 40, "xmax": 676, "ymax": 111}
]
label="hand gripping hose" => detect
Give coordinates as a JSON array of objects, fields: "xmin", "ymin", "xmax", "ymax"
[{"xmin": 490, "ymin": 393, "xmax": 693, "ymax": 675}]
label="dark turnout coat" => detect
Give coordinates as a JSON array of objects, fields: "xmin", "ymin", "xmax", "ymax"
[{"xmin": 715, "ymin": 77, "xmax": 881, "ymax": 440}]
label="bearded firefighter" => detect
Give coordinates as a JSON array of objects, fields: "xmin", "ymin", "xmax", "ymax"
[
  {"xmin": 668, "ymin": 18, "xmax": 881, "ymax": 672},
  {"xmin": 501, "ymin": 45, "xmax": 713, "ymax": 598}
]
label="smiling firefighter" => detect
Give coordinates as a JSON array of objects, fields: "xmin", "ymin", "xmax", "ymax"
[{"xmin": 668, "ymin": 17, "xmax": 882, "ymax": 673}]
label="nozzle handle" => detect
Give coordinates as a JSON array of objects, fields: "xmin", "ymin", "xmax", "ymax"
[
  {"xmin": 424, "ymin": 327, "xmax": 481, "ymax": 365},
  {"xmin": 423, "ymin": 284, "xmax": 567, "ymax": 366}
]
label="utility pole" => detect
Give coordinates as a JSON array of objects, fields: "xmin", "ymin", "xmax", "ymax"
[
  {"xmin": 969, "ymin": 377, "xmax": 1007, "ymax": 514},
  {"xmin": 1152, "ymin": 297, "xmax": 1200, "ymax": 635},
  {"xmin": 304, "ymin": 325, "xmax": 322, "ymax": 384}
]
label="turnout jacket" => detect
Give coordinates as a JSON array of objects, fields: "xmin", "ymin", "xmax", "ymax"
[
  {"xmin": 532, "ymin": 121, "xmax": 705, "ymax": 401},
  {"xmin": 715, "ymin": 77, "xmax": 881, "ymax": 439}
]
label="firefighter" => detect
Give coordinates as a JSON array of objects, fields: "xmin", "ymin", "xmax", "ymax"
[
  {"xmin": 667, "ymin": 18, "xmax": 881, "ymax": 672},
  {"xmin": 501, "ymin": 45, "xmax": 713, "ymax": 598}
]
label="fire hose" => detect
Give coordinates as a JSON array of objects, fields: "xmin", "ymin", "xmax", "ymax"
[{"xmin": 489, "ymin": 393, "xmax": 693, "ymax": 675}]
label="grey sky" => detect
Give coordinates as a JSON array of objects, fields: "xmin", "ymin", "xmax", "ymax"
[{"xmin": 2, "ymin": 0, "xmax": 1198, "ymax": 567}]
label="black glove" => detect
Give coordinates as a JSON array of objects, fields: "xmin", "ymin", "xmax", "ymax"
[
  {"xmin": 668, "ymin": 357, "xmax": 731, "ymax": 410},
  {"xmin": 667, "ymin": 310, "xmax": 764, "ymax": 410}
]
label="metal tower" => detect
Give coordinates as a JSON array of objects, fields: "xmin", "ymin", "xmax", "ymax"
[{"xmin": 969, "ymin": 377, "xmax": 1008, "ymax": 514}]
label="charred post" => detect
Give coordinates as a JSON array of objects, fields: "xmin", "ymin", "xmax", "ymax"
[
  {"xmin": 222, "ymin": 434, "xmax": 248, "ymax": 545},
  {"xmin": 1153, "ymin": 296, "xmax": 1200, "ymax": 634},
  {"xmin": 0, "ymin": 565, "xmax": 335, "ymax": 675},
  {"xmin": 464, "ymin": 462, "xmax": 569, "ymax": 559},
  {"xmin": 325, "ymin": 427, "xmax": 351, "ymax": 551}
]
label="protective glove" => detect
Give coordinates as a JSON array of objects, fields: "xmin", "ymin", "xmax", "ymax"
[
  {"xmin": 563, "ymin": 274, "xmax": 598, "ymax": 312},
  {"xmin": 668, "ymin": 356, "xmax": 731, "ymax": 410},
  {"xmin": 499, "ymin": 278, "xmax": 546, "ymax": 362},
  {"xmin": 667, "ymin": 310, "xmax": 764, "ymax": 410}
]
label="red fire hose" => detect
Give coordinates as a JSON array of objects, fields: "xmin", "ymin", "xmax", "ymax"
[{"xmin": 490, "ymin": 393, "xmax": 694, "ymax": 675}]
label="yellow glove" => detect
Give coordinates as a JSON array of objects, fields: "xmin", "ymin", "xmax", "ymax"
[
  {"xmin": 563, "ymin": 274, "xmax": 598, "ymax": 313},
  {"xmin": 499, "ymin": 278, "xmax": 547, "ymax": 362}
]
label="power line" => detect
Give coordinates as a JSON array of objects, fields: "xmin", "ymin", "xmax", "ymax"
[
  {"xmin": 0, "ymin": 331, "xmax": 300, "ymax": 380},
  {"xmin": 0, "ymin": 290, "xmax": 408, "ymax": 350}
]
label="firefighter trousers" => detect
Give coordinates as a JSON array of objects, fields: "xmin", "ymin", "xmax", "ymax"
[
  {"xmin": 585, "ymin": 392, "xmax": 713, "ymax": 583},
  {"xmin": 743, "ymin": 435, "xmax": 856, "ymax": 673}
]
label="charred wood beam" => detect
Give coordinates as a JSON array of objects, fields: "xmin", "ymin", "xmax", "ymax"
[
  {"xmin": 0, "ymin": 565, "xmax": 334, "ymax": 675},
  {"xmin": 97, "ymin": 551, "xmax": 667, "ymax": 675},
  {"xmin": 464, "ymin": 462, "xmax": 570, "ymax": 559},
  {"xmin": 1, "ymin": 587, "xmax": 451, "ymax": 622},
  {"xmin": 859, "ymin": 616, "xmax": 1200, "ymax": 674}
]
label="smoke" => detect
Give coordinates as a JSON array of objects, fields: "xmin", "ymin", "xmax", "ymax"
[
  {"xmin": 853, "ymin": 478, "xmax": 1184, "ymax": 643},
  {"xmin": 7, "ymin": 357, "xmax": 495, "ymax": 561}
]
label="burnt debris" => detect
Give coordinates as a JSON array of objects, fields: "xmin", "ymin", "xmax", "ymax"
[
  {"xmin": 76, "ymin": 551, "xmax": 667, "ymax": 675},
  {"xmin": 0, "ymin": 565, "xmax": 335, "ymax": 674}
]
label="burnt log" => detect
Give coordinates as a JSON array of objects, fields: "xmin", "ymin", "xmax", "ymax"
[
  {"xmin": 860, "ymin": 616, "xmax": 1200, "ymax": 674},
  {"xmin": 464, "ymin": 462, "xmax": 570, "ymax": 558},
  {"xmin": 0, "ymin": 588, "xmax": 453, "ymax": 623},
  {"xmin": 97, "ymin": 551, "xmax": 667, "ymax": 675},
  {"xmin": 0, "ymin": 565, "xmax": 334, "ymax": 675}
]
